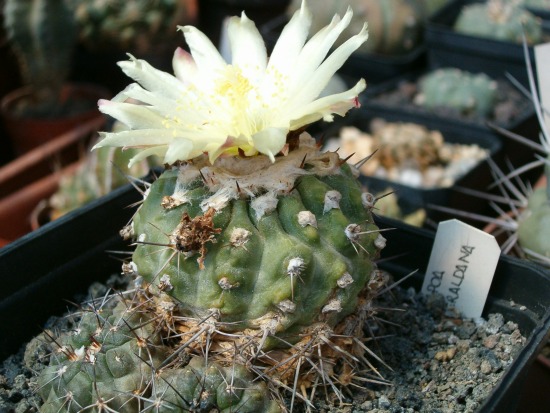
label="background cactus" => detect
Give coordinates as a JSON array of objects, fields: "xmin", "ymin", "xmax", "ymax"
[
  {"xmin": 286, "ymin": 0, "xmax": 425, "ymax": 55},
  {"xmin": 69, "ymin": 0, "xmax": 197, "ymax": 53},
  {"xmin": 48, "ymin": 123, "xmax": 157, "ymax": 220},
  {"xmin": 3, "ymin": 0, "xmax": 78, "ymax": 116},
  {"xmin": 454, "ymin": 0, "xmax": 542, "ymax": 44},
  {"xmin": 415, "ymin": 68, "xmax": 498, "ymax": 117}
]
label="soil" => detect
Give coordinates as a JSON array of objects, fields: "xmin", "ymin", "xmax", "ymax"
[{"xmin": 0, "ymin": 273, "xmax": 527, "ymax": 413}]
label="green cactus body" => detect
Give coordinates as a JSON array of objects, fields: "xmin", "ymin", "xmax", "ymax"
[
  {"xmin": 3, "ymin": 0, "xmax": 77, "ymax": 108},
  {"xmin": 517, "ymin": 174, "xmax": 550, "ymax": 260},
  {"xmin": 153, "ymin": 357, "xmax": 281, "ymax": 413},
  {"xmin": 454, "ymin": 0, "xmax": 542, "ymax": 44},
  {"xmin": 287, "ymin": 0, "xmax": 424, "ymax": 55},
  {"xmin": 523, "ymin": 0, "xmax": 550, "ymax": 9},
  {"xmin": 131, "ymin": 136, "xmax": 381, "ymax": 348},
  {"xmin": 416, "ymin": 68, "xmax": 498, "ymax": 117},
  {"xmin": 38, "ymin": 302, "xmax": 168, "ymax": 413}
]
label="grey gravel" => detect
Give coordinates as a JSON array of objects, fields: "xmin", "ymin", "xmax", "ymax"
[{"xmin": 0, "ymin": 278, "xmax": 527, "ymax": 413}]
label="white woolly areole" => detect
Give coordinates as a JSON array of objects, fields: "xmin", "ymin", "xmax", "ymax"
[
  {"xmin": 159, "ymin": 274, "xmax": 173, "ymax": 291},
  {"xmin": 344, "ymin": 224, "xmax": 361, "ymax": 242},
  {"xmin": 297, "ymin": 210, "xmax": 317, "ymax": 228},
  {"xmin": 138, "ymin": 233, "xmax": 146, "ymax": 242},
  {"xmin": 251, "ymin": 192, "xmax": 279, "ymax": 220},
  {"xmin": 337, "ymin": 272, "xmax": 354, "ymax": 288},
  {"xmin": 361, "ymin": 192, "xmax": 376, "ymax": 209},
  {"xmin": 168, "ymin": 132, "xmax": 340, "ymax": 213},
  {"xmin": 287, "ymin": 257, "xmax": 305, "ymax": 277},
  {"xmin": 323, "ymin": 190, "xmax": 342, "ymax": 213},
  {"xmin": 122, "ymin": 261, "xmax": 138, "ymax": 277},
  {"xmin": 375, "ymin": 234, "xmax": 387, "ymax": 250},
  {"xmin": 322, "ymin": 299, "xmax": 342, "ymax": 313},
  {"xmin": 229, "ymin": 228, "xmax": 251, "ymax": 247},
  {"xmin": 277, "ymin": 299, "xmax": 296, "ymax": 314}
]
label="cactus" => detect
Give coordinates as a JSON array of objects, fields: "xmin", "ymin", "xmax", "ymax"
[
  {"xmin": 517, "ymin": 184, "xmax": 550, "ymax": 261},
  {"xmin": 48, "ymin": 123, "xmax": 157, "ymax": 220},
  {"xmin": 454, "ymin": 0, "xmax": 542, "ymax": 44},
  {"xmin": 38, "ymin": 300, "xmax": 168, "ymax": 413},
  {"xmin": 516, "ymin": 0, "xmax": 550, "ymax": 10},
  {"xmin": 37, "ymin": 3, "xmax": 390, "ymax": 411},
  {"xmin": 70, "ymin": 0, "xmax": 197, "ymax": 53},
  {"xmin": 3, "ymin": 0, "xmax": 78, "ymax": 115},
  {"xmin": 154, "ymin": 357, "xmax": 281, "ymax": 413},
  {"xmin": 131, "ymin": 139, "xmax": 382, "ymax": 347},
  {"xmin": 287, "ymin": 0, "xmax": 425, "ymax": 55},
  {"xmin": 415, "ymin": 68, "xmax": 498, "ymax": 117}
]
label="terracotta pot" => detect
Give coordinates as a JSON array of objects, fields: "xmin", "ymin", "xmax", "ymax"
[
  {"xmin": 0, "ymin": 116, "xmax": 106, "ymax": 198},
  {"xmin": 0, "ymin": 117, "xmax": 106, "ymax": 245},
  {"xmin": 0, "ymin": 83, "xmax": 110, "ymax": 155},
  {"xmin": 0, "ymin": 162, "xmax": 81, "ymax": 246}
]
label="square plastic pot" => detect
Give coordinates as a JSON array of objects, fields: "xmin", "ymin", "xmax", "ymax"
[
  {"xmin": 319, "ymin": 107, "xmax": 502, "ymax": 224},
  {"xmin": 0, "ymin": 176, "xmax": 549, "ymax": 413},
  {"xmin": 425, "ymin": 0, "xmax": 546, "ymax": 88},
  {"xmin": 360, "ymin": 70, "xmax": 541, "ymax": 185}
]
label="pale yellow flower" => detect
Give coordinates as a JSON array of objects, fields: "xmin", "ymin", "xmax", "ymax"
[{"xmin": 94, "ymin": 0, "xmax": 368, "ymax": 165}]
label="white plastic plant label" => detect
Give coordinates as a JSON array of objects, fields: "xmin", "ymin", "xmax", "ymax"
[
  {"xmin": 421, "ymin": 219, "xmax": 500, "ymax": 318},
  {"xmin": 534, "ymin": 42, "xmax": 550, "ymax": 127}
]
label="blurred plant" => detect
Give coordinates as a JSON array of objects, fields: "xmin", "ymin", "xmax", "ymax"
[
  {"xmin": 454, "ymin": 0, "xmax": 542, "ymax": 44},
  {"xmin": 3, "ymin": 0, "xmax": 78, "ymax": 116},
  {"xmin": 70, "ymin": 0, "xmax": 198, "ymax": 53}
]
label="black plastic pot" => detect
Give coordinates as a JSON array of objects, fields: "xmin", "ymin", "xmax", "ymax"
[
  {"xmin": 360, "ymin": 70, "xmax": 541, "ymax": 185},
  {"xmin": 0, "ymin": 175, "xmax": 549, "ymax": 413},
  {"xmin": 425, "ymin": 0, "xmax": 547, "ymax": 88},
  {"xmin": 319, "ymin": 107, "xmax": 502, "ymax": 225}
]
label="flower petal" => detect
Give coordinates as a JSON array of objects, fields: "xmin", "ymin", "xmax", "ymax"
[
  {"xmin": 94, "ymin": 129, "xmax": 177, "ymax": 149},
  {"xmin": 287, "ymin": 7, "xmax": 354, "ymax": 96},
  {"xmin": 164, "ymin": 138, "xmax": 194, "ymax": 164},
  {"xmin": 267, "ymin": 0, "xmax": 311, "ymax": 77},
  {"xmin": 228, "ymin": 12, "xmax": 267, "ymax": 84},
  {"xmin": 128, "ymin": 147, "xmax": 167, "ymax": 167},
  {"xmin": 180, "ymin": 25, "xmax": 227, "ymax": 73},
  {"xmin": 252, "ymin": 127, "xmax": 288, "ymax": 162},
  {"xmin": 172, "ymin": 47, "xmax": 198, "ymax": 82},
  {"xmin": 289, "ymin": 23, "xmax": 368, "ymax": 111},
  {"xmin": 290, "ymin": 79, "xmax": 365, "ymax": 130},
  {"xmin": 98, "ymin": 99, "xmax": 165, "ymax": 130},
  {"xmin": 118, "ymin": 55, "xmax": 184, "ymax": 100}
]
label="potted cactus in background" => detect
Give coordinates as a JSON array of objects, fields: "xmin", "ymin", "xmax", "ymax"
[
  {"xmin": 36, "ymin": 2, "xmax": 389, "ymax": 411},
  {"xmin": 69, "ymin": 0, "xmax": 199, "ymax": 94},
  {"xmin": 0, "ymin": 0, "xmax": 109, "ymax": 155}
]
